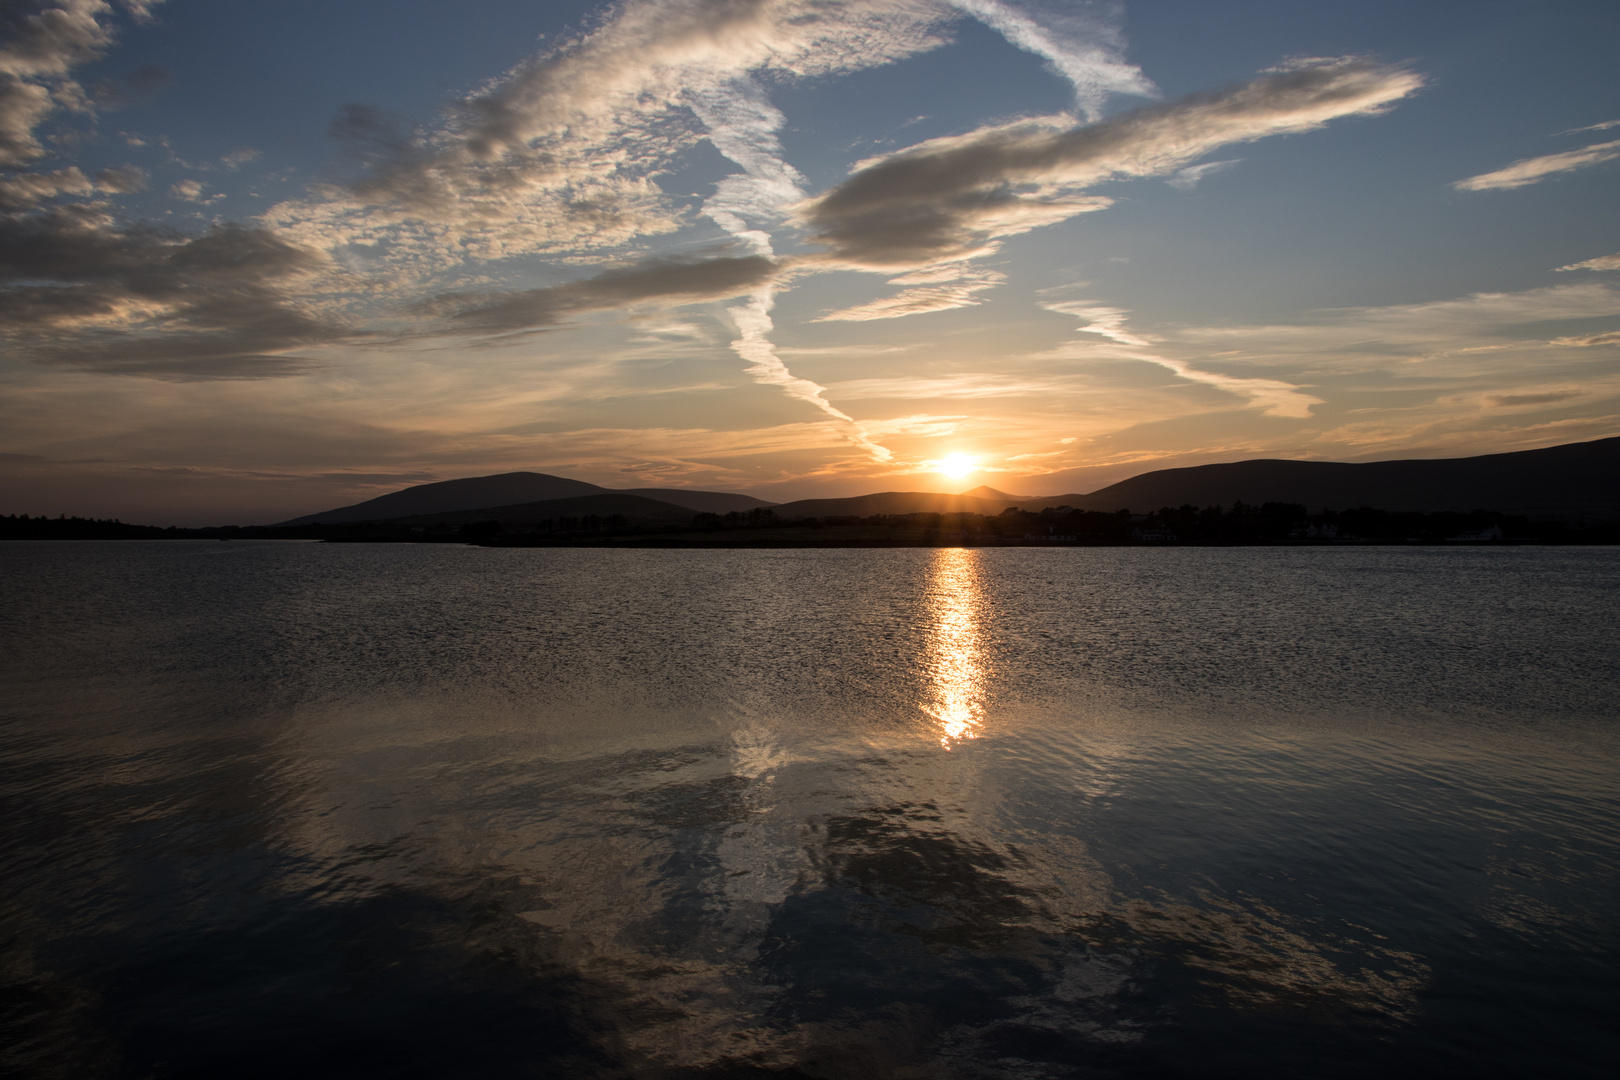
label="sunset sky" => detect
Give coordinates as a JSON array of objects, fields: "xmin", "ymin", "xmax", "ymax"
[{"xmin": 2, "ymin": 0, "xmax": 1617, "ymax": 525}]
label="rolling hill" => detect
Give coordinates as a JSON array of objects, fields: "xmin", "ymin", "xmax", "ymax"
[
  {"xmin": 1007, "ymin": 437, "xmax": 1620, "ymax": 519},
  {"xmin": 277, "ymin": 472, "xmax": 774, "ymax": 525},
  {"xmin": 384, "ymin": 493, "xmax": 698, "ymax": 527},
  {"xmin": 271, "ymin": 437, "xmax": 1620, "ymax": 530}
]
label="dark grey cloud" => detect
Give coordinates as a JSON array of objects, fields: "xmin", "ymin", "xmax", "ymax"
[
  {"xmin": 0, "ymin": 161, "xmax": 141, "ymax": 206},
  {"xmin": 436, "ymin": 253, "xmax": 780, "ymax": 333},
  {"xmin": 0, "ymin": 162, "xmax": 88, "ymax": 205},
  {"xmin": 0, "ymin": 206, "xmax": 351, "ymax": 378},
  {"xmin": 800, "ymin": 57, "xmax": 1423, "ymax": 269},
  {"xmin": 0, "ymin": 2, "xmax": 160, "ymax": 167}
]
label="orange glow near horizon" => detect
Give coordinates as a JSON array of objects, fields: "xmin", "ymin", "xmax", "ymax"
[{"xmin": 922, "ymin": 548, "xmax": 986, "ymax": 749}]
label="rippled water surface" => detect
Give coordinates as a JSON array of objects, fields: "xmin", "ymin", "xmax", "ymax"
[{"xmin": 3, "ymin": 542, "xmax": 1617, "ymax": 1078}]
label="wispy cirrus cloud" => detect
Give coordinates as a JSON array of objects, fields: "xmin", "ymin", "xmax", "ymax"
[
  {"xmin": 1175, "ymin": 282, "xmax": 1620, "ymax": 369},
  {"xmin": 817, "ymin": 265, "xmax": 1007, "ymax": 321},
  {"xmin": 1556, "ymin": 118, "xmax": 1619, "ymax": 136},
  {"xmin": 1556, "ymin": 252, "xmax": 1620, "ymax": 272},
  {"xmin": 1167, "ymin": 158, "xmax": 1240, "ymax": 190},
  {"xmin": 1040, "ymin": 299, "xmax": 1322, "ymax": 417},
  {"xmin": 685, "ymin": 67, "xmax": 894, "ymax": 458},
  {"xmin": 1453, "ymin": 138, "xmax": 1620, "ymax": 191},
  {"xmin": 1550, "ymin": 330, "xmax": 1620, "ymax": 348},
  {"xmin": 1041, "ymin": 300, "xmax": 1152, "ymax": 346},
  {"xmin": 268, "ymin": 0, "xmax": 951, "ymax": 276},
  {"xmin": 942, "ymin": 0, "xmax": 1155, "ymax": 119}
]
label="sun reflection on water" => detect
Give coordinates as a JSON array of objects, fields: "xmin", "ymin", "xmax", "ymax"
[{"xmin": 923, "ymin": 547, "xmax": 987, "ymax": 748}]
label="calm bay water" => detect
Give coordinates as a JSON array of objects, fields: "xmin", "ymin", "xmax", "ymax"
[{"xmin": 2, "ymin": 541, "xmax": 1617, "ymax": 1078}]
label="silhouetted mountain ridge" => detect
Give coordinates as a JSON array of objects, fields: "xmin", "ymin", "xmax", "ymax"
[
  {"xmin": 277, "ymin": 472, "xmax": 774, "ymax": 525},
  {"xmin": 1010, "ymin": 437, "xmax": 1620, "ymax": 519},
  {"xmin": 272, "ymin": 437, "xmax": 1620, "ymax": 529}
]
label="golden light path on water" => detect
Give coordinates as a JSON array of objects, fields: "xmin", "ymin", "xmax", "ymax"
[{"xmin": 922, "ymin": 547, "xmax": 987, "ymax": 748}]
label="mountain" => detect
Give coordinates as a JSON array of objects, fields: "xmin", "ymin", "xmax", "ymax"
[
  {"xmin": 962, "ymin": 485, "xmax": 1029, "ymax": 503},
  {"xmin": 618, "ymin": 488, "xmax": 775, "ymax": 514},
  {"xmin": 387, "ymin": 493, "xmax": 698, "ymax": 526},
  {"xmin": 273, "ymin": 437, "xmax": 1620, "ymax": 530},
  {"xmin": 276, "ymin": 472, "xmax": 773, "ymax": 525},
  {"xmin": 772, "ymin": 491, "xmax": 1020, "ymax": 519},
  {"xmin": 1019, "ymin": 437, "xmax": 1620, "ymax": 519}
]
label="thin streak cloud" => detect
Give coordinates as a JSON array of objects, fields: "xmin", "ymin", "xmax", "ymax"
[
  {"xmin": 686, "ymin": 69, "xmax": 890, "ymax": 459},
  {"xmin": 1042, "ymin": 299, "xmax": 1321, "ymax": 417},
  {"xmin": 1556, "ymin": 252, "xmax": 1620, "ymax": 272},
  {"xmin": 1453, "ymin": 138, "xmax": 1620, "ymax": 191}
]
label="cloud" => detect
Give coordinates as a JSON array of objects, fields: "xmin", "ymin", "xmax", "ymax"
[
  {"xmin": 830, "ymin": 372, "xmax": 1064, "ymax": 399},
  {"xmin": 434, "ymin": 253, "xmax": 780, "ymax": 333},
  {"xmin": 0, "ymin": 1, "xmax": 117, "ymax": 80},
  {"xmin": 268, "ymin": 0, "xmax": 951, "ymax": 274},
  {"xmin": 1040, "ymin": 300, "xmax": 1152, "ymax": 345},
  {"xmin": 1550, "ymin": 330, "xmax": 1620, "ymax": 348},
  {"xmin": 0, "ymin": 205, "xmax": 347, "ymax": 378},
  {"xmin": 1167, "ymin": 158, "xmax": 1240, "ymax": 190},
  {"xmin": 817, "ymin": 265, "xmax": 1006, "ymax": 321},
  {"xmin": 1557, "ymin": 118, "xmax": 1620, "ymax": 136},
  {"xmin": 1452, "ymin": 138, "xmax": 1620, "ymax": 191},
  {"xmin": 683, "ymin": 73, "xmax": 881, "ymax": 448},
  {"xmin": 169, "ymin": 177, "xmax": 203, "ymax": 200},
  {"xmin": 728, "ymin": 287, "xmax": 893, "ymax": 460},
  {"xmin": 0, "ymin": 1, "xmax": 159, "ymax": 165},
  {"xmin": 1175, "ymin": 282, "xmax": 1620, "ymax": 371},
  {"xmin": 1556, "ymin": 252, "xmax": 1620, "ymax": 272},
  {"xmin": 1144, "ymin": 356, "xmax": 1322, "ymax": 418},
  {"xmin": 1041, "ymin": 298, "xmax": 1321, "ymax": 416},
  {"xmin": 0, "ymin": 163, "xmax": 90, "ymax": 206},
  {"xmin": 0, "ymin": 70, "xmax": 55, "ymax": 164},
  {"xmin": 687, "ymin": 75, "xmax": 805, "ymax": 242},
  {"xmin": 1488, "ymin": 391, "xmax": 1579, "ymax": 407},
  {"xmin": 943, "ymin": 0, "xmax": 1155, "ymax": 119},
  {"xmin": 800, "ymin": 57, "xmax": 1423, "ymax": 269}
]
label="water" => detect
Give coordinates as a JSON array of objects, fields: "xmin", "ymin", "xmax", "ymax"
[{"xmin": 2, "ymin": 542, "xmax": 1617, "ymax": 1078}]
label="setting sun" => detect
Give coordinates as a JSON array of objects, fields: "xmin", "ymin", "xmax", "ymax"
[{"xmin": 937, "ymin": 453, "xmax": 980, "ymax": 481}]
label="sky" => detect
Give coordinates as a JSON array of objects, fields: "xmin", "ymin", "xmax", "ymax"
[{"xmin": 1, "ymin": 0, "xmax": 1617, "ymax": 526}]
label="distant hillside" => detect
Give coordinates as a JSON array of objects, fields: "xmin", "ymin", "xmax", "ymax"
[
  {"xmin": 772, "ymin": 491, "xmax": 1019, "ymax": 519},
  {"xmin": 387, "ymin": 493, "xmax": 697, "ymax": 527},
  {"xmin": 272, "ymin": 437, "xmax": 1620, "ymax": 529},
  {"xmin": 277, "ymin": 471, "xmax": 774, "ymax": 525},
  {"xmin": 618, "ymin": 488, "xmax": 774, "ymax": 514},
  {"xmin": 1018, "ymin": 437, "xmax": 1620, "ymax": 519}
]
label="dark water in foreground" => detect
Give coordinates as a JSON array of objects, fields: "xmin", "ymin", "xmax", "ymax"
[{"xmin": 2, "ymin": 543, "xmax": 1617, "ymax": 1079}]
